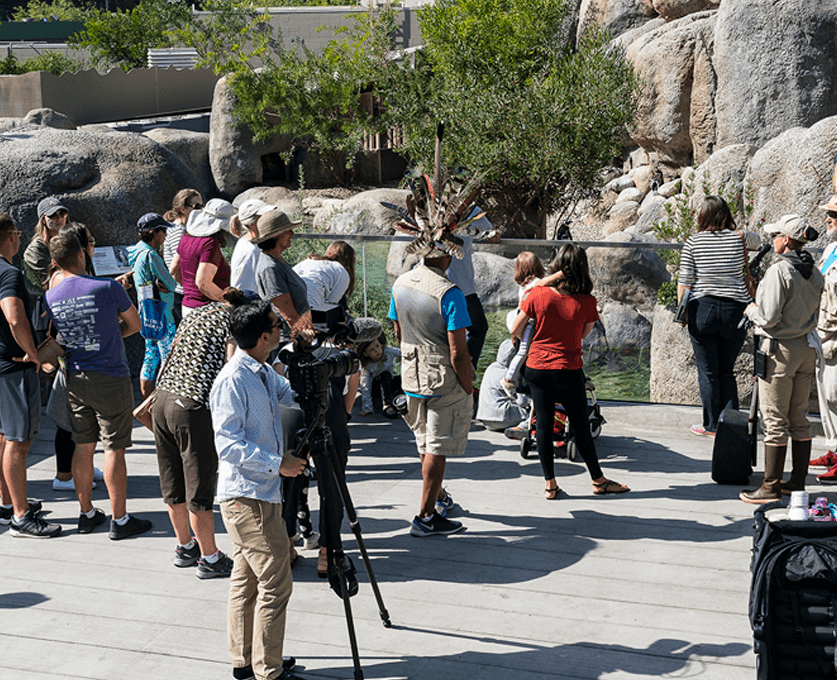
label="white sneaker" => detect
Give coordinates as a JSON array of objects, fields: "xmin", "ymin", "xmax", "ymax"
[
  {"xmin": 52, "ymin": 477, "xmax": 96, "ymax": 491},
  {"xmin": 302, "ymin": 532, "xmax": 320, "ymax": 550},
  {"xmin": 93, "ymin": 467, "xmax": 105, "ymax": 481}
]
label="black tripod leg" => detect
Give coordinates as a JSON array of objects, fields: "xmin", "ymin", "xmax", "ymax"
[
  {"xmin": 313, "ymin": 432, "xmax": 366, "ymax": 679},
  {"xmin": 324, "ymin": 435, "xmax": 392, "ymax": 628}
]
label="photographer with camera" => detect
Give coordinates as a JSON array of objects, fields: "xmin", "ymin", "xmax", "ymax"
[
  {"xmin": 740, "ymin": 215, "xmax": 824, "ymax": 504},
  {"xmin": 390, "ymin": 244, "xmax": 473, "ymax": 537},
  {"xmin": 210, "ymin": 299, "xmax": 307, "ymax": 680}
]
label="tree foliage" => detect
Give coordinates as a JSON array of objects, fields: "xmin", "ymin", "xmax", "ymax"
[
  {"xmin": 12, "ymin": 0, "xmax": 94, "ymax": 21},
  {"xmin": 0, "ymin": 51, "xmax": 85, "ymax": 75},
  {"xmin": 385, "ymin": 0, "xmax": 640, "ymax": 237},
  {"xmin": 177, "ymin": 0, "xmax": 400, "ymax": 185},
  {"xmin": 69, "ymin": 0, "xmax": 192, "ymax": 72}
]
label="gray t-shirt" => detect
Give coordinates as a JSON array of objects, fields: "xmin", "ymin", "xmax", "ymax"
[{"xmin": 256, "ymin": 252, "xmax": 309, "ymax": 340}]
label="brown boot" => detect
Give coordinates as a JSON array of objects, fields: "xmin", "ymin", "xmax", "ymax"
[
  {"xmin": 740, "ymin": 444, "xmax": 786, "ymax": 504},
  {"xmin": 781, "ymin": 440, "xmax": 811, "ymax": 495}
]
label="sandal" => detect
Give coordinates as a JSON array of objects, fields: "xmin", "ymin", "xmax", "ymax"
[
  {"xmin": 544, "ymin": 485, "xmax": 561, "ymax": 500},
  {"xmin": 592, "ymin": 479, "xmax": 629, "ymax": 495},
  {"xmin": 317, "ymin": 551, "xmax": 328, "ymax": 579}
]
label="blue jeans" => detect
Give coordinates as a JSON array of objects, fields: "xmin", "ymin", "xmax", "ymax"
[{"xmin": 687, "ymin": 295, "xmax": 747, "ymax": 432}]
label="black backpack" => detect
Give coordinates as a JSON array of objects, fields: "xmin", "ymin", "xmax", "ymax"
[{"xmin": 750, "ymin": 503, "xmax": 837, "ymax": 679}]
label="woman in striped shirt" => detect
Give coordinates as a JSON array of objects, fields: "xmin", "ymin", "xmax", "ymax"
[{"xmin": 677, "ymin": 195, "xmax": 763, "ymax": 436}]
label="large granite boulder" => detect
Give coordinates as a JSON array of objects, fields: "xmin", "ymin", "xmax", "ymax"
[
  {"xmin": 599, "ymin": 301, "xmax": 652, "ymax": 348},
  {"xmin": 232, "ymin": 186, "xmax": 300, "ymax": 219},
  {"xmin": 652, "ymin": 0, "xmax": 718, "ymax": 21},
  {"xmin": 714, "ymin": 1, "xmax": 837, "ymax": 151},
  {"xmin": 587, "ymin": 231, "xmax": 670, "ymax": 309},
  {"xmin": 23, "ymin": 108, "xmax": 76, "ymax": 130},
  {"xmin": 144, "ymin": 128, "xmax": 214, "ymax": 199},
  {"xmin": 209, "ymin": 75, "xmax": 293, "ymax": 199},
  {"xmin": 745, "ymin": 115, "xmax": 837, "ymax": 247},
  {"xmin": 0, "ymin": 125, "xmax": 197, "ymax": 247},
  {"xmin": 689, "ymin": 143, "xmax": 756, "ymax": 204},
  {"xmin": 577, "ymin": 0, "xmax": 657, "ymax": 42},
  {"xmin": 627, "ymin": 11, "xmax": 718, "ymax": 167},
  {"xmin": 473, "ymin": 252, "xmax": 517, "ymax": 308},
  {"xmin": 316, "ymin": 188, "xmax": 410, "ymax": 235}
]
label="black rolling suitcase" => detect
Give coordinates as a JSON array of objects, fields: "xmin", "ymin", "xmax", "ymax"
[
  {"xmin": 712, "ymin": 383, "xmax": 758, "ymax": 485},
  {"xmin": 750, "ymin": 503, "xmax": 837, "ymax": 680}
]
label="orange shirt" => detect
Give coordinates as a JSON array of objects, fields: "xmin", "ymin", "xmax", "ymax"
[{"xmin": 519, "ymin": 288, "xmax": 599, "ymax": 370}]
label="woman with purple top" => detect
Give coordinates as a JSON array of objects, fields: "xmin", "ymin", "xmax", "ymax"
[{"xmin": 170, "ymin": 199, "xmax": 235, "ymax": 319}]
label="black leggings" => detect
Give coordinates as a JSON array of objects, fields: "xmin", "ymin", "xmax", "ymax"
[{"xmin": 524, "ymin": 366, "xmax": 603, "ymax": 481}]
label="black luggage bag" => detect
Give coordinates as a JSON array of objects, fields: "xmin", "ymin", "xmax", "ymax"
[
  {"xmin": 749, "ymin": 502, "xmax": 837, "ymax": 680},
  {"xmin": 712, "ymin": 387, "xmax": 758, "ymax": 485}
]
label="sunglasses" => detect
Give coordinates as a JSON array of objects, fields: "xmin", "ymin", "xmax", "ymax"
[
  {"xmin": 48, "ymin": 209, "xmax": 68, "ymax": 219},
  {"xmin": 827, "ymin": 211, "xmax": 837, "ymax": 220},
  {"xmin": 187, "ymin": 202, "xmax": 204, "ymax": 210}
]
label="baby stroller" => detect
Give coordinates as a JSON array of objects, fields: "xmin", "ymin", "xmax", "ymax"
[{"xmin": 518, "ymin": 374, "xmax": 605, "ymax": 461}]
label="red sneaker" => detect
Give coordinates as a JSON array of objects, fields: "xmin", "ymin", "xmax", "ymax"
[
  {"xmin": 816, "ymin": 463, "xmax": 837, "ymax": 485},
  {"xmin": 811, "ymin": 451, "xmax": 837, "ymax": 469}
]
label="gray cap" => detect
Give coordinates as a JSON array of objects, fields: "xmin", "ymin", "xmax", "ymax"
[{"xmin": 37, "ymin": 196, "xmax": 67, "ymax": 219}]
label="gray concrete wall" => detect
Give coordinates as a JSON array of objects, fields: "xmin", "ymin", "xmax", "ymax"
[{"xmin": 0, "ymin": 67, "xmax": 219, "ymax": 124}]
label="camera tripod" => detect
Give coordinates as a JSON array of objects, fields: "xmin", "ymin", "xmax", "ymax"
[{"xmin": 290, "ymin": 378, "xmax": 391, "ymax": 680}]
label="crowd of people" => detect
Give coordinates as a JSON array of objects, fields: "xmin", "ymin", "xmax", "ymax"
[{"xmin": 5, "ymin": 186, "xmax": 837, "ymax": 679}]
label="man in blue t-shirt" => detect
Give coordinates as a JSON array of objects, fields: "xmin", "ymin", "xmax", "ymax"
[
  {"xmin": 0, "ymin": 215, "xmax": 61, "ymax": 538},
  {"xmin": 390, "ymin": 247, "xmax": 473, "ymax": 537},
  {"xmin": 45, "ymin": 230, "xmax": 151, "ymax": 540}
]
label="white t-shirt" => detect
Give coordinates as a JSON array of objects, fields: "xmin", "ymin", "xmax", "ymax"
[
  {"xmin": 292, "ymin": 259, "xmax": 350, "ymax": 311},
  {"xmin": 230, "ymin": 237, "xmax": 261, "ymax": 293}
]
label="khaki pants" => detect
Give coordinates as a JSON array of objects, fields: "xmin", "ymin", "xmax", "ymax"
[
  {"xmin": 817, "ymin": 354, "xmax": 837, "ymax": 449},
  {"xmin": 758, "ymin": 336, "xmax": 816, "ymax": 446},
  {"xmin": 221, "ymin": 497, "xmax": 292, "ymax": 680}
]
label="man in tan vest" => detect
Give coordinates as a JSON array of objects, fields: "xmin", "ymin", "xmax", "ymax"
[{"xmin": 390, "ymin": 246, "xmax": 474, "ymax": 536}]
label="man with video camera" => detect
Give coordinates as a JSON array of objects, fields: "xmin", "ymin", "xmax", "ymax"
[
  {"xmin": 210, "ymin": 299, "xmax": 307, "ymax": 680},
  {"xmin": 390, "ymin": 244, "xmax": 473, "ymax": 537}
]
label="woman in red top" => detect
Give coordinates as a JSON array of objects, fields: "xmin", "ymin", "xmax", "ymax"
[{"xmin": 512, "ymin": 243, "xmax": 629, "ymax": 499}]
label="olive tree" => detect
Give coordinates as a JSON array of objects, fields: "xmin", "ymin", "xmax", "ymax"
[{"xmin": 385, "ymin": 0, "xmax": 640, "ymax": 237}]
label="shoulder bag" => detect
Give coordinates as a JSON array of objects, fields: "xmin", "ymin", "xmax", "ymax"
[{"xmin": 739, "ymin": 231, "xmax": 758, "ymax": 300}]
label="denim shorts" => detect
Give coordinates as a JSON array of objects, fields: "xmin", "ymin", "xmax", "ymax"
[{"xmin": 0, "ymin": 368, "xmax": 40, "ymax": 442}]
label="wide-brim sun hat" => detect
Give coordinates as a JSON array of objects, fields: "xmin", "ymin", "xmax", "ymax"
[
  {"xmin": 252, "ymin": 210, "xmax": 302, "ymax": 244},
  {"xmin": 820, "ymin": 194, "xmax": 837, "ymax": 212},
  {"xmin": 765, "ymin": 214, "xmax": 817, "ymax": 243},
  {"xmin": 237, "ymin": 199, "xmax": 274, "ymax": 227},
  {"xmin": 186, "ymin": 198, "xmax": 237, "ymax": 237}
]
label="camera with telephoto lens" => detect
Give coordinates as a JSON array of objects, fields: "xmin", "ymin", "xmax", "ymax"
[{"xmin": 279, "ymin": 326, "xmax": 359, "ymax": 401}]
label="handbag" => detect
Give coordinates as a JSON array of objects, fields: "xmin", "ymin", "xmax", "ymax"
[
  {"xmin": 136, "ymin": 250, "xmax": 168, "ymax": 341},
  {"xmin": 36, "ymin": 320, "xmax": 65, "ymax": 375},
  {"xmin": 132, "ymin": 390, "xmax": 157, "ymax": 431},
  {"xmin": 739, "ymin": 231, "xmax": 757, "ymax": 299},
  {"xmin": 131, "ymin": 304, "xmax": 208, "ymax": 431},
  {"xmin": 674, "ymin": 288, "xmax": 690, "ymax": 324},
  {"xmin": 138, "ymin": 279, "xmax": 167, "ymax": 341}
]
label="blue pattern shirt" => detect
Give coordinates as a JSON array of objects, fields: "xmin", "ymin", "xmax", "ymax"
[{"xmin": 211, "ymin": 348, "xmax": 298, "ymax": 504}]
